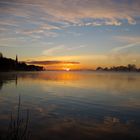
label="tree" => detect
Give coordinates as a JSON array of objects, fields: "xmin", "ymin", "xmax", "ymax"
[
  {"xmin": 0, "ymin": 52, "xmax": 3, "ymax": 58},
  {"xmin": 96, "ymin": 67, "xmax": 103, "ymax": 71},
  {"xmin": 127, "ymin": 64, "xmax": 136, "ymax": 71}
]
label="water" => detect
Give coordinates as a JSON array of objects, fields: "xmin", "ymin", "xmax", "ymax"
[{"xmin": 0, "ymin": 71, "xmax": 140, "ymax": 140}]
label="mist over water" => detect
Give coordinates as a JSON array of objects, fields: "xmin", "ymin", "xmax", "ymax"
[{"xmin": 0, "ymin": 71, "xmax": 140, "ymax": 140}]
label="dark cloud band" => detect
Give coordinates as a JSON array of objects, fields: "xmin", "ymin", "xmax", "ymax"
[{"xmin": 26, "ymin": 60, "xmax": 80, "ymax": 65}]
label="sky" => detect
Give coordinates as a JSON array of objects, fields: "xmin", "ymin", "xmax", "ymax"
[{"xmin": 0, "ymin": 0, "xmax": 140, "ymax": 70}]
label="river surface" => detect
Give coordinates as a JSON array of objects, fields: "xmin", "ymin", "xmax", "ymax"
[{"xmin": 0, "ymin": 71, "xmax": 140, "ymax": 140}]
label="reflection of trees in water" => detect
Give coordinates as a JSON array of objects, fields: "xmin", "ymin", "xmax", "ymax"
[{"xmin": 0, "ymin": 73, "xmax": 18, "ymax": 90}]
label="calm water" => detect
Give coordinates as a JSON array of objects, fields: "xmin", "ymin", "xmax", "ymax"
[{"xmin": 0, "ymin": 71, "xmax": 140, "ymax": 140}]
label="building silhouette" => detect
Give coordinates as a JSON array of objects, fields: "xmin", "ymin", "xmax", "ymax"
[{"xmin": 16, "ymin": 55, "xmax": 18, "ymax": 63}]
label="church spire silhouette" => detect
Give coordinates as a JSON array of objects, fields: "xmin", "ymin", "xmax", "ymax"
[{"xmin": 16, "ymin": 55, "xmax": 18, "ymax": 63}]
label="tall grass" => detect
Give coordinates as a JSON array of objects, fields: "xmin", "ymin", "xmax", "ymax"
[{"xmin": 2, "ymin": 96, "xmax": 30, "ymax": 140}]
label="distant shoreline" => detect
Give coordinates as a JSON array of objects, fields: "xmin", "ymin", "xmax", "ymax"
[{"xmin": 0, "ymin": 53, "xmax": 140, "ymax": 73}]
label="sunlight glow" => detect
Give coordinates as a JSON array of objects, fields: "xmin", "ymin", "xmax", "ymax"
[{"xmin": 64, "ymin": 68, "xmax": 70, "ymax": 71}]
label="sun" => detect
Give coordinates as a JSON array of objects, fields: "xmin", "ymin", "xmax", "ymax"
[{"xmin": 64, "ymin": 68, "xmax": 70, "ymax": 71}]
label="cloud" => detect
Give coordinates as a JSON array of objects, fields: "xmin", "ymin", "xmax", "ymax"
[
  {"xmin": 74, "ymin": 19, "xmax": 122, "ymax": 27},
  {"xmin": 111, "ymin": 35, "xmax": 140, "ymax": 53},
  {"xmin": 21, "ymin": 29, "xmax": 58, "ymax": 37},
  {"xmin": 0, "ymin": 0, "xmax": 140, "ymax": 48},
  {"xmin": 0, "ymin": 0, "xmax": 140, "ymax": 51},
  {"xmin": 41, "ymin": 24, "xmax": 61, "ymax": 30},
  {"xmin": 42, "ymin": 45, "xmax": 65, "ymax": 56},
  {"xmin": 42, "ymin": 44, "xmax": 86, "ymax": 56},
  {"xmin": 115, "ymin": 36, "xmax": 140, "ymax": 43},
  {"xmin": 0, "ymin": 0, "xmax": 140, "ymax": 27},
  {"xmin": 26, "ymin": 60, "xmax": 80, "ymax": 65},
  {"xmin": 111, "ymin": 42, "xmax": 140, "ymax": 53},
  {"xmin": 67, "ymin": 45, "xmax": 86, "ymax": 51},
  {"xmin": 21, "ymin": 24, "xmax": 60, "ymax": 35}
]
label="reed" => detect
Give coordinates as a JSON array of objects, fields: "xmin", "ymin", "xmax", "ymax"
[{"xmin": 5, "ymin": 96, "xmax": 30, "ymax": 140}]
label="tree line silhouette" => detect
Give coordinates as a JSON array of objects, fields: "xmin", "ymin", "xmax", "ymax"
[
  {"xmin": 96, "ymin": 64, "xmax": 140, "ymax": 72},
  {"xmin": 0, "ymin": 52, "xmax": 44, "ymax": 72}
]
